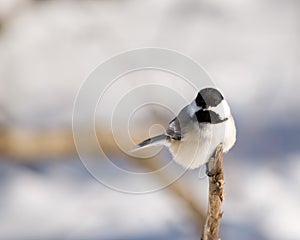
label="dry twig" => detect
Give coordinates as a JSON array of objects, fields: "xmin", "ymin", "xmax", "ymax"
[
  {"xmin": 201, "ymin": 144, "xmax": 224, "ymax": 240},
  {"xmin": 0, "ymin": 128, "xmax": 207, "ymax": 230}
]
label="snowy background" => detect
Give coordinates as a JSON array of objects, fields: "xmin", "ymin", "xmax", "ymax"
[{"xmin": 0, "ymin": 0, "xmax": 299, "ymax": 239}]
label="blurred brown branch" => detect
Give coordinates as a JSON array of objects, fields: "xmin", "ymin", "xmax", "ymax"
[
  {"xmin": 201, "ymin": 144, "xmax": 224, "ymax": 240},
  {"xmin": 0, "ymin": 127, "xmax": 207, "ymax": 233},
  {"xmin": 0, "ymin": 128, "xmax": 75, "ymax": 159}
]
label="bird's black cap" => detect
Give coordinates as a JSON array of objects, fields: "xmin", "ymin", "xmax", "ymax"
[{"xmin": 195, "ymin": 88, "xmax": 224, "ymax": 108}]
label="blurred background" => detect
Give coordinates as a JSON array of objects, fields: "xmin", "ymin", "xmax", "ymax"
[{"xmin": 0, "ymin": 0, "xmax": 299, "ymax": 239}]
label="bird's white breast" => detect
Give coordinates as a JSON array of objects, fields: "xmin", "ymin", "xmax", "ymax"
[{"xmin": 167, "ymin": 115, "xmax": 236, "ymax": 169}]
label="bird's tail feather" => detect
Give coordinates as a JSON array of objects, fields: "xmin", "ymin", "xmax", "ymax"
[{"xmin": 130, "ymin": 134, "xmax": 167, "ymax": 152}]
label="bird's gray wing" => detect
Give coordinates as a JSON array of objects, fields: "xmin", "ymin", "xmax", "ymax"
[{"xmin": 166, "ymin": 117, "xmax": 181, "ymax": 140}]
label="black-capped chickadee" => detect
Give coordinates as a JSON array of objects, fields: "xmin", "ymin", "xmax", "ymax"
[{"xmin": 132, "ymin": 87, "xmax": 236, "ymax": 169}]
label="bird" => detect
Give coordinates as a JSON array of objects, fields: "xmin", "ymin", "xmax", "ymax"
[{"xmin": 131, "ymin": 87, "xmax": 236, "ymax": 170}]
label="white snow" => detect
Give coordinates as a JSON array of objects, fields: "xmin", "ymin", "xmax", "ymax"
[{"xmin": 0, "ymin": 0, "xmax": 299, "ymax": 239}]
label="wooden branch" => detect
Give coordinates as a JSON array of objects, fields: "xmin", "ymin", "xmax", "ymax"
[{"xmin": 201, "ymin": 144, "xmax": 224, "ymax": 240}]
